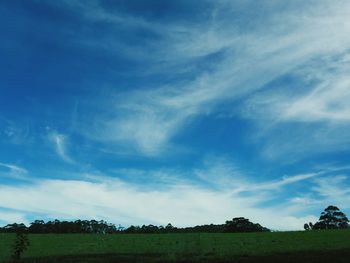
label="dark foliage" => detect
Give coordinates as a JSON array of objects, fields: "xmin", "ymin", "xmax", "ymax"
[
  {"xmin": 11, "ymin": 231, "xmax": 30, "ymax": 263},
  {"xmin": 0, "ymin": 217, "xmax": 270, "ymax": 234},
  {"xmin": 124, "ymin": 217, "xmax": 269, "ymax": 234},
  {"xmin": 0, "ymin": 220, "xmax": 117, "ymax": 234},
  {"xmin": 305, "ymin": 205, "xmax": 349, "ymax": 230},
  {"xmin": 304, "ymin": 223, "xmax": 310, "ymax": 231},
  {"xmin": 2, "ymin": 223, "xmax": 27, "ymax": 233},
  {"xmin": 314, "ymin": 205, "xmax": 349, "ymax": 229},
  {"xmin": 224, "ymin": 217, "xmax": 269, "ymax": 233}
]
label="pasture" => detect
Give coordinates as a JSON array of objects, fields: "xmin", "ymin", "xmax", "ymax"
[{"xmin": 1, "ymin": 230, "xmax": 350, "ymax": 262}]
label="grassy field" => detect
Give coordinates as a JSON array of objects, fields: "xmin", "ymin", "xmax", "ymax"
[{"xmin": 1, "ymin": 230, "xmax": 350, "ymax": 262}]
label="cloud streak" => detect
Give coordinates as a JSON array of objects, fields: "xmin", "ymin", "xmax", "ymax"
[
  {"xmin": 242, "ymin": 53, "xmax": 350, "ymax": 160},
  {"xmin": 0, "ymin": 157, "xmax": 341, "ymax": 230},
  {"xmin": 0, "ymin": 162, "xmax": 29, "ymax": 181},
  {"xmin": 0, "ymin": 210, "xmax": 28, "ymax": 226},
  {"xmin": 0, "ymin": 162, "xmax": 27, "ymax": 175},
  {"xmin": 69, "ymin": 0, "xmax": 350, "ymax": 156},
  {"xmin": 48, "ymin": 131, "xmax": 75, "ymax": 164},
  {"xmin": 0, "ymin": 176, "xmax": 317, "ymax": 230}
]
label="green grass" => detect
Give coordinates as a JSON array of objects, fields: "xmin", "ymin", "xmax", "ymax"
[{"xmin": 1, "ymin": 230, "xmax": 350, "ymax": 262}]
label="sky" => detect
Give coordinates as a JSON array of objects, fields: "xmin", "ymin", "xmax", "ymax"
[{"xmin": 0, "ymin": 0, "xmax": 350, "ymax": 231}]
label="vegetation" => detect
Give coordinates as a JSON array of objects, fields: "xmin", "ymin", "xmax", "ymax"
[
  {"xmin": 224, "ymin": 217, "xmax": 269, "ymax": 232},
  {"xmin": 304, "ymin": 205, "xmax": 349, "ymax": 230},
  {"xmin": 1, "ymin": 230, "xmax": 350, "ymax": 262},
  {"xmin": 1, "ymin": 205, "xmax": 349, "ymax": 262},
  {"xmin": 0, "ymin": 220, "xmax": 118, "ymax": 234},
  {"xmin": 0, "ymin": 217, "xmax": 269, "ymax": 234},
  {"xmin": 10, "ymin": 232, "xmax": 30, "ymax": 263}
]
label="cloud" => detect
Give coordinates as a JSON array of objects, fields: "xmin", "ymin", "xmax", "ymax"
[
  {"xmin": 286, "ymin": 174, "xmax": 350, "ymax": 218},
  {"xmin": 0, "ymin": 162, "xmax": 27, "ymax": 175},
  {"xmin": 0, "ymin": 177, "xmax": 316, "ymax": 230},
  {"xmin": 283, "ymin": 76, "xmax": 350, "ymax": 123},
  {"xmin": 0, "ymin": 162, "xmax": 29, "ymax": 181},
  {"xmin": 312, "ymin": 175, "xmax": 350, "ymax": 205},
  {"xmin": 0, "ymin": 117, "xmax": 32, "ymax": 144},
  {"xmin": 247, "ymin": 173, "xmax": 321, "ymax": 192},
  {"xmin": 0, "ymin": 210, "xmax": 28, "ymax": 225},
  {"xmin": 68, "ymin": 0, "xmax": 350, "ymax": 156},
  {"xmin": 190, "ymin": 156, "xmax": 319, "ymax": 193},
  {"xmin": 242, "ymin": 52, "xmax": 350, "ymax": 160},
  {"xmin": 47, "ymin": 131, "xmax": 75, "ymax": 164},
  {"xmin": 244, "ymin": 52, "xmax": 350, "ymax": 123},
  {"xmin": 0, "ymin": 157, "xmax": 340, "ymax": 230}
]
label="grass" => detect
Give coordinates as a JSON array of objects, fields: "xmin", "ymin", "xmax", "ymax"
[{"xmin": 1, "ymin": 230, "xmax": 350, "ymax": 262}]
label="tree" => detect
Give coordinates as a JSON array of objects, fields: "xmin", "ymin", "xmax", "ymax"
[
  {"xmin": 224, "ymin": 217, "xmax": 270, "ymax": 232},
  {"xmin": 11, "ymin": 231, "xmax": 30, "ymax": 263},
  {"xmin": 313, "ymin": 205, "xmax": 349, "ymax": 230},
  {"xmin": 304, "ymin": 223, "xmax": 310, "ymax": 231},
  {"xmin": 29, "ymin": 220, "xmax": 45, "ymax": 233},
  {"xmin": 304, "ymin": 222, "xmax": 313, "ymax": 231},
  {"xmin": 2, "ymin": 223, "xmax": 27, "ymax": 233}
]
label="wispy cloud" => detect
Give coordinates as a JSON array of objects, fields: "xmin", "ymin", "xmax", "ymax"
[
  {"xmin": 1, "ymin": 157, "xmax": 342, "ymax": 230},
  {"xmin": 66, "ymin": 0, "xmax": 350, "ymax": 156},
  {"xmin": 0, "ymin": 209, "xmax": 28, "ymax": 225},
  {"xmin": 246, "ymin": 173, "xmax": 321, "ymax": 192},
  {"xmin": 48, "ymin": 131, "xmax": 75, "ymax": 164},
  {"xmin": 242, "ymin": 55, "xmax": 350, "ymax": 160},
  {"xmin": 287, "ymin": 174, "xmax": 350, "ymax": 215},
  {"xmin": 244, "ymin": 51, "xmax": 350, "ymax": 123},
  {"xmin": 0, "ymin": 176, "xmax": 317, "ymax": 230},
  {"xmin": 312, "ymin": 175, "xmax": 350, "ymax": 204},
  {"xmin": 0, "ymin": 162, "xmax": 28, "ymax": 181},
  {"xmin": 193, "ymin": 156, "xmax": 323, "ymax": 193},
  {"xmin": 0, "ymin": 162, "xmax": 27, "ymax": 175},
  {"xmin": 0, "ymin": 117, "xmax": 31, "ymax": 145}
]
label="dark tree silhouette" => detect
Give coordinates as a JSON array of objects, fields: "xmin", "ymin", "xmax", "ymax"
[
  {"xmin": 11, "ymin": 231, "xmax": 30, "ymax": 263},
  {"xmin": 2, "ymin": 223, "xmax": 27, "ymax": 233},
  {"xmin": 312, "ymin": 205, "xmax": 349, "ymax": 230},
  {"xmin": 224, "ymin": 217, "xmax": 269, "ymax": 232},
  {"xmin": 1, "ymin": 218, "xmax": 270, "ymax": 234},
  {"xmin": 304, "ymin": 223, "xmax": 310, "ymax": 230},
  {"xmin": 304, "ymin": 222, "xmax": 313, "ymax": 230}
]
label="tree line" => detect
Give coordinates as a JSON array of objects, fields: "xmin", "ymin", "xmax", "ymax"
[
  {"xmin": 125, "ymin": 217, "xmax": 269, "ymax": 234},
  {"xmin": 0, "ymin": 220, "xmax": 118, "ymax": 234},
  {"xmin": 0, "ymin": 217, "xmax": 269, "ymax": 234},
  {"xmin": 1, "ymin": 205, "xmax": 348, "ymax": 234}
]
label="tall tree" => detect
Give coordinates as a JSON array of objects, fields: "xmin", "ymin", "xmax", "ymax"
[{"xmin": 313, "ymin": 205, "xmax": 349, "ymax": 229}]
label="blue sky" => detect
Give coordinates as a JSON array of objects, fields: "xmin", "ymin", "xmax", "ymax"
[{"xmin": 1, "ymin": 0, "xmax": 350, "ymax": 230}]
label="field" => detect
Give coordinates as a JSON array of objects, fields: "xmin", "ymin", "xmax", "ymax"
[{"xmin": 1, "ymin": 230, "xmax": 350, "ymax": 262}]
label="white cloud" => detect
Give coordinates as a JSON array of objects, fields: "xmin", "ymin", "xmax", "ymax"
[
  {"xmin": 246, "ymin": 53, "xmax": 350, "ymax": 123},
  {"xmin": 0, "ymin": 177, "xmax": 315, "ymax": 230},
  {"xmin": 0, "ymin": 210, "xmax": 28, "ymax": 225},
  {"xmin": 247, "ymin": 173, "xmax": 321, "ymax": 192},
  {"xmin": 284, "ymin": 78, "xmax": 350, "ymax": 123},
  {"xmin": 48, "ymin": 131, "xmax": 75, "ymax": 163},
  {"xmin": 312, "ymin": 175, "xmax": 350, "ymax": 204},
  {"xmin": 191, "ymin": 156, "xmax": 323, "ymax": 194},
  {"xmin": 242, "ymin": 54, "xmax": 350, "ymax": 160},
  {"xmin": 70, "ymin": 0, "xmax": 350, "ymax": 156},
  {"xmin": 0, "ymin": 162, "xmax": 27, "ymax": 175},
  {"xmin": 0, "ymin": 158, "xmax": 340, "ymax": 230},
  {"xmin": 0, "ymin": 162, "xmax": 29, "ymax": 181}
]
